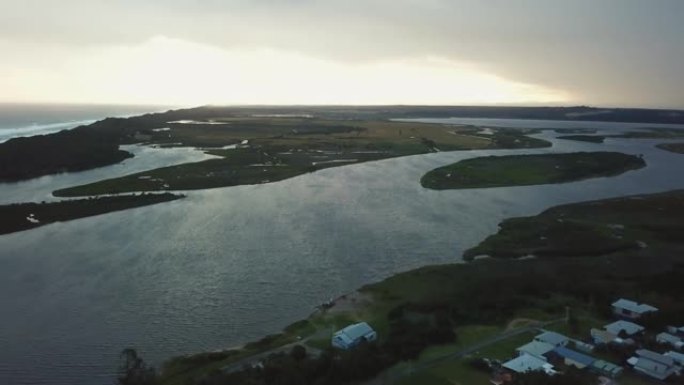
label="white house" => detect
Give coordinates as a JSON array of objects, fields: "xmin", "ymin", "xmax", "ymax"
[
  {"xmin": 604, "ymin": 320, "xmax": 645, "ymax": 337},
  {"xmin": 591, "ymin": 328, "xmax": 618, "ymax": 345},
  {"xmin": 534, "ymin": 331, "xmax": 569, "ymax": 347},
  {"xmin": 667, "ymin": 326, "xmax": 684, "ymax": 338},
  {"xmin": 611, "ymin": 299, "xmax": 658, "ymax": 320},
  {"xmin": 657, "ymin": 332, "xmax": 684, "ymax": 349},
  {"xmin": 665, "ymin": 351, "xmax": 684, "ymax": 367},
  {"xmin": 630, "ymin": 349, "xmax": 677, "ymax": 380},
  {"xmin": 331, "ymin": 322, "xmax": 377, "ymax": 350},
  {"xmin": 502, "ymin": 354, "xmax": 556, "ymax": 375},
  {"xmin": 516, "ymin": 341, "xmax": 555, "ymax": 361}
]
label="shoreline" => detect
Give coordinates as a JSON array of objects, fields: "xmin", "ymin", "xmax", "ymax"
[{"xmin": 157, "ymin": 188, "xmax": 684, "ymax": 385}]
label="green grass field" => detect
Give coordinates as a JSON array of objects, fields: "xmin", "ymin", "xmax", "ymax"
[{"xmin": 421, "ymin": 151, "xmax": 645, "ymax": 190}]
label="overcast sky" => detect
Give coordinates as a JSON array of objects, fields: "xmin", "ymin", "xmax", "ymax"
[{"xmin": 1, "ymin": 0, "xmax": 682, "ymax": 108}]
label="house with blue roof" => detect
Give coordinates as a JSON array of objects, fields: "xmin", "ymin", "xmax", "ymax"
[
  {"xmin": 332, "ymin": 322, "xmax": 377, "ymax": 350},
  {"xmin": 548, "ymin": 346, "xmax": 596, "ymax": 369}
]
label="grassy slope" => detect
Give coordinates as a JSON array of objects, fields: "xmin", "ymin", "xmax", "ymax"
[
  {"xmin": 464, "ymin": 189, "xmax": 684, "ymax": 260},
  {"xmin": 421, "ymin": 152, "xmax": 645, "ymax": 190},
  {"xmin": 0, "ymin": 193, "xmax": 183, "ymax": 235}
]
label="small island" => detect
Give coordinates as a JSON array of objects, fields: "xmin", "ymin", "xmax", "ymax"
[
  {"xmin": 420, "ymin": 152, "xmax": 645, "ymax": 190},
  {"xmin": 0, "ymin": 193, "xmax": 184, "ymax": 235},
  {"xmin": 656, "ymin": 142, "xmax": 684, "ymax": 154}
]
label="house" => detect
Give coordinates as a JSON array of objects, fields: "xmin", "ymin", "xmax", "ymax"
[
  {"xmin": 604, "ymin": 320, "xmax": 645, "ymax": 337},
  {"xmin": 591, "ymin": 328, "xmax": 618, "ymax": 345},
  {"xmin": 630, "ymin": 349, "xmax": 677, "ymax": 380},
  {"xmin": 515, "ymin": 341, "xmax": 555, "ymax": 361},
  {"xmin": 571, "ymin": 340, "xmax": 595, "ymax": 353},
  {"xmin": 665, "ymin": 351, "xmax": 684, "ymax": 367},
  {"xmin": 590, "ymin": 360, "xmax": 623, "ymax": 378},
  {"xmin": 611, "ymin": 299, "xmax": 658, "ymax": 320},
  {"xmin": 502, "ymin": 354, "xmax": 556, "ymax": 375},
  {"xmin": 657, "ymin": 332, "xmax": 684, "ymax": 349},
  {"xmin": 534, "ymin": 331, "xmax": 569, "ymax": 347},
  {"xmin": 549, "ymin": 346, "xmax": 596, "ymax": 369},
  {"xmin": 667, "ymin": 326, "xmax": 684, "ymax": 338},
  {"xmin": 331, "ymin": 322, "xmax": 377, "ymax": 350}
]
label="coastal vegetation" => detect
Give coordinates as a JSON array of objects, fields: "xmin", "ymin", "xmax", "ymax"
[
  {"xmin": 147, "ymin": 190, "xmax": 684, "ymax": 385},
  {"xmin": 0, "ymin": 193, "xmax": 183, "ymax": 235},
  {"xmin": 421, "ymin": 152, "xmax": 645, "ymax": 190},
  {"xmin": 657, "ymin": 142, "xmax": 684, "ymax": 154},
  {"xmin": 465, "ymin": 189, "xmax": 684, "ymax": 260},
  {"xmin": 0, "ymin": 127, "xmax": 132, "ymax": 182},
  {"xmin": 8, "ymin": 104, "xmax": 683, "ymax": 184}
]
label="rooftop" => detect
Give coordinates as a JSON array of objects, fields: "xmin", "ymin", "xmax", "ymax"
[
  {"xmin": 334, "ymin": 322, "xmax": 374, "ymax": 341},
  {"xmin": 552, "ymin": 346, "xmax": 596, "ymax": 366},
  {"xmin": 636, "ymin": 349, "xmax": 674, "ymax": 366},
  {"xmin": 665, "ymin": 351, "xmax": 684, "ymax": 364},
  {"xmin": 516, "ymin": 341, "xmax": 555, "ymax": 358},
  {"xmin": 657, "ymin": 332, "xmax": 682, "ymax": 344},
  {"xmin": 591, "ymin": 360, "xmax": 623, "ymax": 376},
  {"xmin": 604, "ymin": 320, "xmax": 645, "ymax": 336},
  {"xmin": 503, "ymin": 354, "xmax": 552, "ymax": 374},
  {"xmin": 612, "ymin": 298, "xmax": 658, "ymax": 314},
  {"xmin": 535, "ymin": 331, "xmax": 569, "ymax": 346}
]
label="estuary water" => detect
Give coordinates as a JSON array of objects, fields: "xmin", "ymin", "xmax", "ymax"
[{"xmin": 1, "ymin": 117, "xmax": 684, "ymax": 385}]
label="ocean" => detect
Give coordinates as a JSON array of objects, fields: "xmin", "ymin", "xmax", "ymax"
[{"xmin": 0, "ymin": 103, "xmax": 175, "ymax": 142}]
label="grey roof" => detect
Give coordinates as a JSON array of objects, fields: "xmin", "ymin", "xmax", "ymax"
[
  {"xmin": 591, "ymin": 328, "xmax": 617, "ymax": 343},
  {"xmin": 503, "ymin": 354, "xmax": 550, "ymax": 373},
  {"xmin": 612, "ymin": 298, "xmax": 658, "ymax": 314},
  {"xmin": 605, "ymin": 320, "xmax": 645, "ymax": 336},
  {"xmin": 552, "ymin": 346, "xmax": 596, "ymax": 366},
  {"xmin": 516, "ymin": 341, "xmax": 555, "ymax": 358},
  {"xmin": 335, "ymin": 322, "xmax": 375, "ymax": 341},
  {"xmin": 535, "ymin": 331, "xmax": 569, "ymax": 346},
  {"xmin": 657, "ymin": 332, "xmax": 682, "ymax": 344},
  {"xmin": 636, "ymin": 349, "xmax": 675, "ymax": 366},
  {"xmin": 591, "ymin": 360, "xmax": 624, "ymax": 376},
  {"xmin": 665, "ymin": 351, "xmax": 684, "ymax": 365}
]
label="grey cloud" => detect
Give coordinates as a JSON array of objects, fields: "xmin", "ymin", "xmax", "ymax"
[{"xmin": 1, "ymin": 0, "xmax": 683, "ymax": 107}]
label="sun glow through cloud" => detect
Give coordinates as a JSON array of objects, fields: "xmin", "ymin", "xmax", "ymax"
[{"xmin": 1, "ymin": 36, "xmax": 571, "ymax": 106}]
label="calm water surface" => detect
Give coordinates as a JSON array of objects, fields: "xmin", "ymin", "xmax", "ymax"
[{"xmin": 1, "ymin": 118, "xmax": 684, "ymax": 385}]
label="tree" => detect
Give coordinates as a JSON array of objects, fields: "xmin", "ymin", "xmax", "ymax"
[
  {"xmin": 290, "ymin": 345, "xmax": 307, "ymax": 362},
  {"xmin": 117, "ymin": 348, "xmax": 158, "ymax": 385}
]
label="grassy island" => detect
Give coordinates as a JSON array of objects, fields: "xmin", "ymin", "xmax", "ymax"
[
  {"xmin": 0, "ymin": 193, "xmax": 183, "ymax": 235},
  {"xmin": 656, "ymin": 142, "xmax": 684, "ymax": 154},
  {"xmin": 421, "ymin": 152, "xmax": 645, "ymax": 190}
]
